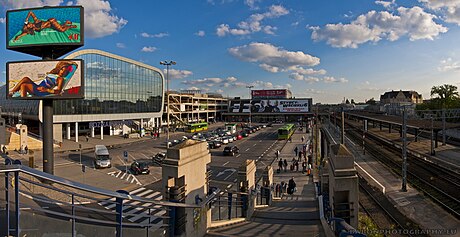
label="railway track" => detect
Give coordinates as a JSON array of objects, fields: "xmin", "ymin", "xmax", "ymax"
[
  {"xmin": 358, "ymin": 176, "xmax": 425, "ymax": 237},
  {"xmin": 344, "ymin": 121, "xmax": 460, "ymax": 219}
]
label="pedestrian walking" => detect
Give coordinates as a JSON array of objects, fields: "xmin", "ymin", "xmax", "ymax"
[
  {"xmin": 298, "ymin": 150, "xmax": 303, "ymax": 160},
  {"xmin": 289, "ymin": 137, "xmax": 292, "ymax": 143},
  {"xmin": 294, "ymin": 147, "xmax": 298, "ymax": 156},
  {"xmin": 278, "ymin": 159, "xmax": 283, "ymax": 173},
  {"xmin": 302, "ymin": 161, "xmax": 307, "ymax": 173},
  {"xmin": 25, "ymin": 146, "xmax": 28, "ymax": 154},
  {"xmin": 275, "ymin": 150, "xmax": 280, "ymax": 159},
  {"xmin": 283, "ymin": 159, "xmax": 288, "ymax": 172},
  {"xmin": 85, "ymin": 135, "xmax": 89, "ymax": 142},
  {"xmin": 301, "ymin": 136, "xmax": 305, "ymax": 142},
  {"xmin": 2, "ymin": 145, "xmax": 6, "ymax": 154},
  {"xmin": 287, "ymin": 177, "xmax": 296, "ymax": 195},
  {"xmin": 308, "ymin": 163, "xmax": 312, "ymax": 175}
]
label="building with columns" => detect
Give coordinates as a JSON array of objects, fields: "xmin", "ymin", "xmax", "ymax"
[{"xmin": 0, "ymin": 49, "xmax": 164, "ymax": 142}]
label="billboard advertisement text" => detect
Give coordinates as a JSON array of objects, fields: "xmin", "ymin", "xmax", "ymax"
[
  {"xmin": 6, "ymin": 6, "xmax": 83, "ymax": 49},
  {"xmin": 7, "ymin": 59, "xmax": 84, "ymax": 100},
  {"xmin": 252, "ymin": 89, "xmax": 288, "ymax": 99},
  {"xmin": 230, "ymin": 99, "xmax": 312, "ymax": 113}
]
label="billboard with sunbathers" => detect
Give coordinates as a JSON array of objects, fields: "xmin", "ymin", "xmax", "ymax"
[
  {"xmin": 6, "ymin": 59, "xmax": 84, "ymax": 100},
  {"xmin": 6, "ymin": 6, "xmax": 83, "ymax": 49}
]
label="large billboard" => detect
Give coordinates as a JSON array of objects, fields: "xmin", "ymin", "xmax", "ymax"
[
  {"xmin": 230, "ymin": 99, "xmax": 312, "ymax": 113},
  {"xmin": 252, "ymin": 89, "xmax": 289, "ymax": 99},
  {"xmin": 7, "ymin": 59, "xmax": 84, "ymax": 100},
  {"xmin": 6, "ymin": 6, "xmax": 84, "ymax": 57}
]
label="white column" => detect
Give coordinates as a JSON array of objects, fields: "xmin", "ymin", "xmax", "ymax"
[
  {"xmin": 91, "ymin": 126, "xmax": 95, "ymax": 137},
  {"xmin": 66, "ymin": 123, "xmax": 71, "ymax": 140},
  {"xmin": 100, "ymin": 121, "xmax": 104, "ymax": 140},
  {"xmin": 75, "ymin": 122, "xmax": 79, "ymax": 143},
  {"xmin": 110, "ymin": 125, "xmax": 113, "ymax": 136}
]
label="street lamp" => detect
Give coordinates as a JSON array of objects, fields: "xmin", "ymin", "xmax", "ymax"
[
  {"xmin": 246, "ymin": 85, "xmax": 254, "ymax": 126},
  {"xmin": 160, "ymin": 60, "xmax": 176, "ymax": 148}
]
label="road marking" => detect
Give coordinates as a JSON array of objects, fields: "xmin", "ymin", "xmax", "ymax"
[
  {"xmin": 245, "ymin": 148, "xmax": 250, "ymax": 152},
  {"xmin": 223, "ymin": 161, "xmax": 229, "ymax": 166},
  {"xmin": 253, "ymin": 144, "xmax": 257, "ymax": 147},
  {"xmin": 115, "ymin": 171, "xmax": 122, "ymax": 178},
  {"xmin": 259, "ymin": 161, "xmax": 266, "ymax": 166},
  {"xmin": 120, "ymin": 172, "xmax": 127, "ymax": 179},
  {"xmin": 236, "ymin": 154, "xmax": 241, "ymax": 157}
]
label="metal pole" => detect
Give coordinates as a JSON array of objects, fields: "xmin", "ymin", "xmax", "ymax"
[
  {"xmin": 14, "ymin": 171, "xmax": 20, "ymax": 237},
  {"xmin": 431, "ymin": 116, "xmax": 435, "ymax": 155},
  {"xmin": 5, "ymin": 171, "xmax": 10, "ymax": 236},
  {"xmin": 43, "ymin": 99, "xmax": 54, "ymax": 175},
  {"xmin": 72, "ymin": 194, "xmax": 75, "ymax": 237},
  {"xmin": 246, "ymin": 86, "xmax": 253, "ymax": 126},
  {"xmin": 442, "ymin": 109, "xmax": 446, "ymax": 146},
  {"xmin": 340, "ymin": 111, "xmax": 345, "ymax": 144},
  {"xmin": 166, "ymin": 64, "xmax": 170, "ymax": 149},
  {"xmin": 401, "ymin": 107, "xmax": 407, "ymax": 192}
]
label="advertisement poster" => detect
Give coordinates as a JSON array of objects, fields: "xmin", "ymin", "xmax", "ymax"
[
  {"xmin": 252, "ymin": 89, "xmax": 288, "ymax": 99},
  {"xmin": 6, "ymin": 6, "xmax": 83, "ymax": 48},
  {"xmin": 7, "ymin": 59, "xmax": 84, "ymax": 100},
  {"xmin": 230, "ymin": 99, "xmax": 312, "ymax": 113}
]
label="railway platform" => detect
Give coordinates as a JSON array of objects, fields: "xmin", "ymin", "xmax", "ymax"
[{"xmin": 324, "ymin": 124, "xmax": 460, "ymax": 236}]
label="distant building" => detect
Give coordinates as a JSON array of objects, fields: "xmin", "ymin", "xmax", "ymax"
[{"xmin": 380, "ymin": 90, "xmax": 423, "ymax": 105}]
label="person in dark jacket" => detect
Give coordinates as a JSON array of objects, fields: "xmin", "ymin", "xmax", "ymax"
[{"xmin": 287, "ymin": 177, "xmax": 296, "ymax": 195}]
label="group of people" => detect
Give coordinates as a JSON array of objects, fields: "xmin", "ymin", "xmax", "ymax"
[{"xmin": 274, "ymin": 177, "xmax": 297, "ymax": 197}]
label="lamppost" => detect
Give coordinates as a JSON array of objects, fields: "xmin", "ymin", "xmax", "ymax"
[
  {"xmin": 246, "ymin": 85, "xmax": 254, "ymax": 126},
  {"xmin": 160, "ymin": 60, "xmax": 176, "ymax": 148}
]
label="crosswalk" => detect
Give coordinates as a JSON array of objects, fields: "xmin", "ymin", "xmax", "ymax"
[
  {"xmin": 98, "ymin": 187, "xmax": 166, "ymax": 226},
  {"xmin": 107, "ymin": 170, "xmax": 142, "ymax": 185}
]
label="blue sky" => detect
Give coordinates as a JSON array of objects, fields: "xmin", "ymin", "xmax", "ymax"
[{"xmin": 1, "ymin": 0, "xmax": 460, "ymax": 104}]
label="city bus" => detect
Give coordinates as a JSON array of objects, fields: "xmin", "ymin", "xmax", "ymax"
[
  {"xmin": 278, "ymin": 124, "xmax": 295, "ymax": 140},
  {"xmin": 185, "ymin": 122, "xmax": 209, "ymax": 133}
]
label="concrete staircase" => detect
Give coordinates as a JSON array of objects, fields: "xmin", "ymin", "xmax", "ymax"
[{"xmin": 5, "ymin": 131, "xmax": 57, "ymax": 151}]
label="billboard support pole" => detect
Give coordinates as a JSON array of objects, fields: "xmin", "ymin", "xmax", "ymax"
[
  {"xmin": 43, "ymin": 53, "xmax": 54, "ymax": 175},
  {"xmin": 42, "ymin": 98, "xmax": 54, "ymax": 175}
]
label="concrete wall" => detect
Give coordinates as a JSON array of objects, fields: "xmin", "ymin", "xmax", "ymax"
[{"xmin": 162, "ymin": 140, "xmax": 211, "ymax": 237}]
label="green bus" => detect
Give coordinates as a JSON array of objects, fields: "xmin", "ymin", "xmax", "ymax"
[
  {"xmin": 185, "ymin": 122, "xmax": 209, "ymax": 133},
  {"xmin": 278, "ymin": 124, "xmax": 295, "ymax": 140}
]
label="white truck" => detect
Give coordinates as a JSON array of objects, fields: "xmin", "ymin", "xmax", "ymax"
[{"xmin": 94, "ymin": 145, "xmax": 111, "ymax": 169}]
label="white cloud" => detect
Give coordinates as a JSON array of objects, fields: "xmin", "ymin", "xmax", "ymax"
[
  {"xmin": 356, "ymin": 81, "xmax": 381, "ymax": 91},
  {"xmin": 141, "ymin": 32, "xmax": 169, "ymax": 38},
  {"xmin": 375, "ymin": 0, "xmax": 396, "ymax": 9},
  {"xmin": 195, "ymin": 30, "xmax": 205, "ymax": 37},
  {"xmin": 141, "ymin": 46, "xmax": 157, "ymax": 52},
  {"xmin": 74, "ymin": 0, "xmax": 127, "ymax": 38},
  {"xmin": 245, "ymin": 0, "xmax": 261, "ymax": 10},
  {"xmin": 289, "ymin": 73, "xmax": 321, "ymax": 83},
  {"xmin": 311, "ymin": 6, "xmax": 447, "ymax": 48},
  {"xmin": 0, "ymin": 18, "xmax": 5, "ymax": 24},
  {"xmin": 3, "ymin": 0, "xmax": 63, "ymax": 8},
  {"xmin": 216, "ymin": 89, "xmax": 224, "ymax": 93},
  {"xmin": 323, "ymin": 76, "xmax": 349, "ymax": 83},
  {"xmin": 187, "ymin": 86, "xmax": 201, "ymax": 91},
  {"xmin": 419, "ymin": 0, "xmax": 460, "ymax": 25},
  {"xmin": 166, "ymin": 69, "xmax": 193, "ymax": 79},
  {"xmin": 2, "ymin": 71, "xmax": 5, "ymax": 74},
  {"xmin": 216, "ymin": 5, "xmax": 289, "ymax": 37},
  {"xmin": 229, "ymin": 42, "xmax": 320, "ymax": 73},
  {"xmin": 227, "ymin": 76, "xmax": 238, "ymax": 82},
  {"xmin": 116, "ymin": 43, "xmax": 126, "ymax": 48},
  {"xmin": 182, "ymin": 77, "xmax": 224, "ymax": 85},
  {"xmin": 438, "ymin": 58, "xmax": 460, "ymax": 72}
]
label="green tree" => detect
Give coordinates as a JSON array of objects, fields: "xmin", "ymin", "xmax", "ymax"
[
  {"xmin": 366, "ymin": 98, "xmax": 376, "ymax": 105},
  {"xmin": 430, "ymin": 84, "xmax": 459, "ymax": 108}
]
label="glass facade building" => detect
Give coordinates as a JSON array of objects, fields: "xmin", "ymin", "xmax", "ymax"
[
  {"xmin": 56, "ymin": 50, "xmax": 163, "ymax": 115},
  {"xmin": 0, "ymin": 49, "xmax": 164, "ymax": 141}
]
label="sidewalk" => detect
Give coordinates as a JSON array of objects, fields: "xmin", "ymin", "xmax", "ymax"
[{"xmin": 208, "ymin": 128, "xmax": 325, "ymax": 236}]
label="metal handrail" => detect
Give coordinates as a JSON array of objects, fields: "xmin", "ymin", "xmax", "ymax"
[{"xmin": 0, "ymin": 164, "xmax": 199, "ymax": 208}]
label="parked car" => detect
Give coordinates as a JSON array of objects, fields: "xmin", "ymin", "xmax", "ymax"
[
  {"xmin": 236, "ymin": 134, "xmax": 243, "ymax": 140},
  {"xmin": 221, "ymin": 137, "xmax": 229, "ymax": 144},
  {"xmin": 208, "ymin": 141, "xmax": 222, "ymax": 149},
  {"xmin": 130, "ymin": 161, "xmax": 150, "ymax": 175},
  {"xmin": 241, "ymin": 131, "xmax": 249, "ymax": 137},
  {"xmin": 223, "ymin": 146, "xmax": 240, "ymax": 156}
]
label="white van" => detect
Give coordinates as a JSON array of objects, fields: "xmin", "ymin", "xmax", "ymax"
[{"xmin": 94, "ymin": 145, "xmax": 111, "ymax": 169}]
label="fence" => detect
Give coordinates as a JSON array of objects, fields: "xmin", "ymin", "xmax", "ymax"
[{"xmin": 0, "ymin": 160, "xmax": 210, "ymax": 237}]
